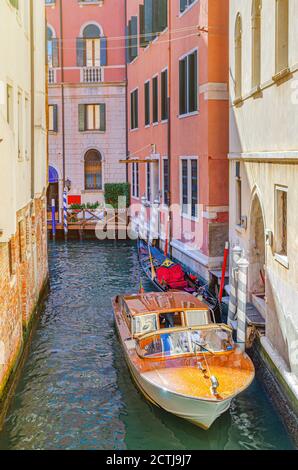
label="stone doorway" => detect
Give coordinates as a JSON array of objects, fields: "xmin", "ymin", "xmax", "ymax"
[{"xmin": 249, "ymin": 194, "xmax": 266, "ymax": 317}]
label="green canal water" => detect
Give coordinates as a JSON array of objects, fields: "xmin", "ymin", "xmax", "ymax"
[{"xmin": 0, "ymin": 241, "xmax": 294, "ymax": 450}]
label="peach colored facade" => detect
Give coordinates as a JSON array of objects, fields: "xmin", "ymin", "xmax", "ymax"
[
  {"xmin": 127, "ymin": 0, "xmax": 229, "ymax": 279},
  {"xmin": 46, "ymin": 0, "xmax": 126, "ymax": 213}
]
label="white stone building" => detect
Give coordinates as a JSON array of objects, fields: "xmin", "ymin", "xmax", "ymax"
[{"xmin": 229, "ymin": 0, "xmax": 298, "ymax": 401}]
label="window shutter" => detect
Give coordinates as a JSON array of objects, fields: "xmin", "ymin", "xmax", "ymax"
[
  {"xmin": 52, "ymin": 38, "xmax": 59, "ymax": 68},
  {"xmin": 100, "ymin": 37, "xmax": 107, "ymax": 66},
  {"xmin": 53, "ymin": 104, "xmax": 58, "ymax": 132},
  {"xmin": 78, "ymin": 104, "xmax": 86, "ymax": 131},
  {"xmin": 144, "ymin": 0, "xmax": 154, "ymax": 43},
  {"xmin": 100, "ymin": 104, "xmax": 106, "ymax": 132},
  {"xmin": 76, "ymin": 38, "xmax": 86, "ymax": 67},
  {"xmin": 160, "ymin": 0, "xmax": 168, "ymax": 31},
  {"xmin": 127, "ymin": 20, "xmax": 132, "ymax": 63},
  {"xmin": 131, "ymin": 16, "xmax": 138, "ymax": 60},
  {"xmin": 125, "ymin": 25, "xmax": 130, "ymax": 64},
  {"xmin": 180, "ymin": 0, "xmax": 187, "ymax": 13},
  {"xmin": 139, "ymin": 5, "xmax": 146, "ymax": 48}
]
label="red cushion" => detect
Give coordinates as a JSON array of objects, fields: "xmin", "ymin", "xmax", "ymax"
[{"xmin": 157, "ymin": 264, "xmax": 186, "ymax": 287}]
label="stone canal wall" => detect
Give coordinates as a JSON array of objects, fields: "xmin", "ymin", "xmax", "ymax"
[{"xmin": 0, "ymin": 195, "xmax": 48, "ymax": 405}]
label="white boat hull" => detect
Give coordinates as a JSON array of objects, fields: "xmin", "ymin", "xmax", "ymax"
[{"xmin": 128, "ymin": 361, "xmax": 232, "ymax": 430}]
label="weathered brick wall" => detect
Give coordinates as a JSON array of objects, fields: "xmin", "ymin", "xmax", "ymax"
[{"xmin": 0, "ymin": 195, "xmax": 48, "ymax": 398}]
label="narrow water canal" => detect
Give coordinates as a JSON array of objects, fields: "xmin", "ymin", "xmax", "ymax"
[{"xmin": 0, "ymin": 241, "xmax": 294, "ymax": 450}]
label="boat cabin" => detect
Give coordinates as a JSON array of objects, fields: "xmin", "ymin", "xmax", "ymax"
[{"xmin": 118, "ymin": 291, "xmax": 215, "ymax": 337}]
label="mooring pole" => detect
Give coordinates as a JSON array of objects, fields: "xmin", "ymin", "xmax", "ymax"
[
  {"xmin": 236, "ymin": 253, "xmax": 249, "ymax": 351},
  {"xmin": 227, "ymin": 243, "xmax": 242, "ymax": 332},
  {"xmin": 51, "ymin": 199, "xmax": 56, "ymax": 240},
  {"xmin": 63, "ymin": 189, "xmax": 68, "ymax": 240}
]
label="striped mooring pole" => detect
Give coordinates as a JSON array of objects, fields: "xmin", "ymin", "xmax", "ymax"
[
  {"xmin": 236, "ymin": 253, "xmax": 249, "ymax": 351},
  {"xmin": 51, "ymin": 199, "xmax": 56, "ymax": 240},
  {"xmin": 149, "ymin": 200, "xmax": 159, "ymax": 244},
  {"xmin": 227, "ymin": 243, "xmax": 242, "ymax": 331},
  {"xmin": 139, "ymin": 196, "xmax": 146, "ymax": 240},
  {"xmin": 63, "ymin": 189, "xmax": 68, "ymax": 239}
]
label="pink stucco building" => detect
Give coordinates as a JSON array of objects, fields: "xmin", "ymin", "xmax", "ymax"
[
  {"xmin": 46, "ymin": 0, "xmax": 127, "ymax": 213},
  {"xmin": 126, "ymin": 0, "xmax": 229, "ymax": 279}
]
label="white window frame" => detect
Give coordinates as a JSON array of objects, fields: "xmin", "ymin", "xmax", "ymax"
[
  {"xmin": 131, "ymin": 162, "xmax": 139, "ymax": 199},
  {"xmin": 179, "ymin": 156, "xmax": 199, "ymax": 221},
  {"xmin": 178, "ymin": 47, "xmax": 199, "ymax": 117},
  {"xmin": 274, "ymin": 184, "xmax": 289, "ymax": 269}
]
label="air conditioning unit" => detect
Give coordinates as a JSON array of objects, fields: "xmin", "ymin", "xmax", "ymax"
[
  {"xmin": 240, "ymin": 216, "xmax": 247, "ymax": 230},
  {"xmin": 265, "ymin": 229, "xmax": 273, "ymax": 247}
]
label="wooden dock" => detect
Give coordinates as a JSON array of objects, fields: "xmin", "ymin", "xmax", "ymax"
[{"xmin": 47, "ymin": 208, "xmax": 131, "ymax": 240}]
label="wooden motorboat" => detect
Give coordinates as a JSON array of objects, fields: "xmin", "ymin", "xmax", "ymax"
[
  {"xmin": 137, "ymin": 238, "xmax": 222, "ymax": 320},
  {"xmin": 113, "ymin": 291, "xmax": 255, "ymax": 430}
]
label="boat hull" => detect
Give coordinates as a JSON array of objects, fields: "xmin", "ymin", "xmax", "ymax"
[{"xmin": 129, "ymin": 359, "xmax": 232, "ymax": 429}]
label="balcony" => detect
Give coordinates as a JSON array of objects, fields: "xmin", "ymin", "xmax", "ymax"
[
  {"xmin": 48, "ymin": 68, "xmax": 56, "ymax": 84},
  {"xmin": 81, "ymin": 67, "xmax": 104, "ymax": 83}
]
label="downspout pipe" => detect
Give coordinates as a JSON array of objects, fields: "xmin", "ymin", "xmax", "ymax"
[
  {"xmin": 124, "ymin": 0, "xmax": 129, "ymax": 184},
  {"xmin": 30, "ymin": 0, "xmax": 35, "ymax": 200},
  {"xmin": 59, "ymin": 0, "xmax": 66, "ymax": 188},
  {"xmin": 167, "ymin": 0, "xmax": 172, "ymax": 257}
]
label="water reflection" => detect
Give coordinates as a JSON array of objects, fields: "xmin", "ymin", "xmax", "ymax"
[{"xmin": 0, "ymin": 241, "xmax": 293, "ymax": 450}]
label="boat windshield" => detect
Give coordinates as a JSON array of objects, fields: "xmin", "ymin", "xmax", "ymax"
[{"xmin": 138, "ymin": 327, "xmax": 234, "ymax": 358}]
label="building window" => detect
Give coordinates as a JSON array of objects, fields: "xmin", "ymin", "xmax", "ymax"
[
  {"xmin": 234, "ymin": 14, "xmax": 242, "ymax": 100},
  {"xmin": 235, "ymin": 162, "xmax": 242, "ymax": 226},
  {"xmin": 76, "ymin": 24, "xmax": 107, "ymax": 67},
  {"xmin": 84, "ymin": 149, "xmax": 102, "ymax": 190},
  {"xmin": 25, "ymin": 97, "xmax": 29, "ymax": 160},
  {"xmin": 161, "ymin": 69, "xmax": 168, "ymax": 121},
  {"xmin": 181, "ymin": 158, "xmax": 198, "ymax": 218},
  {"xmin": 275, "ymin": 0, "xmax": 289, "ymax": 73},
  {"xmin": 275, "ymin": 186, "xmax": 288, "ymax": 258},
  {"xmin": 179, "ymin": 50, "xmax": 198, "ymax": 115},
  {"xmin": 146, "ymin": 163, "xmax": 151, "ymax": 202},
  {"xmin": 8, "ymin": 240, "xmax": 15, "ymax": 277},
  {"xmin": 132, "ymin": 163, "xmax": 139, "ymax": 198},
  {"xmin": 78, "ymin": 104, "xmax": 106, "ymax": 132},
  {"xmin": 152, "ymin": 76, "xmax": 158, "ymax": 124},
  {"xmin": 252, "ymin": 0, "xmax": 262, "ymax": 89},
  {"xmin": 17, "ymin": 92, "xmax": 23, "ymax": 160},
  {"xmin": 163, "ymin": 158, "xmax": 169, "ymax": 206},
  {"xmin": 7, "ymin": 85, "xmax": 13, "ymax": 127},
  {"xmin": 144, "ymin": 81, "xmax": 150, "ymax": 126},
  {"xmin": 18, "ymin": 220, "xmax": 25, "ymax": 263},
  {"xmin": 47, "ymin": 26, "xmax": 59, "ymax": 68},
  {"xmin": 191, "ymin": 160, "xmax": 198, "ymax": 218},
  {"xmin": 48, "ymin": 104, "xmax": 58, "ymax": 132},
  {"xmin": 127, "ymin": 16, "xmax": 138, "ymax": 63},
  {"xmin": 180, "ymin": 0, "xmax": 196, "ymax": 14},
  {"xmin": 130, "ymin": 89, "xmax": 139, "ymax": 130}
]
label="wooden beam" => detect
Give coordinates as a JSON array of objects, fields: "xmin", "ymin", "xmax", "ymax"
[{"xmin": 119, "ymin": 159, "xmax": 159, "ymax": 164}]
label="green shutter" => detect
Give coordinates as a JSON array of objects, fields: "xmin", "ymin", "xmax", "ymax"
[
  {"xmin": 76, "ymin": 38, "xmax": 86, "ymax": 67},
  {"xmin": 100, "ymin": 37, "xmax": 107, "ymax": 66},
  {"xmin": 52, "ymin": 38, "xmax": 59, "ymax": 68},
  {"xmin": 139, "ymin": 5, "xmax": 146, "ymax": 48},
  {"xmin": 130, "ymin": 16, "xmax": 138, "ymax": 60},
  {"xmin": 53, "ymin": 104, "xmax": 58, "ymax": 132},
  {"xmin": 160, "ymin": 0, "xmax": 168, "ymax": 31},
  {"xmin": 180, "ymin": 0, "xmax": 187, "ymax": 13},
  {"xmin": 78, "ymin": 104, "xmax": 86, "ymax": 131},
  {"xmin": 100, "ymin": 104, "xmax": 106, "ymax": 132},
  {"xmin": 144, "ymin": 0, "xmax": 154, "ymax": 43}
]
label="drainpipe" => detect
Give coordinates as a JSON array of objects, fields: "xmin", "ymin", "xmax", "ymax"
[
  {"xmin": 124, "ymin": 0, "xmax": 129, "ymax": 184},
  {"xmin": 167, "ymin": 0, "xmax": 172, "ymax": 257},
  {"xmin": 59, "ymin": 0, "xmax": 66, "ymax": 189},
  {"xmin": 30, "ymin": 0, "xmax": 35, "ymax": 200}
]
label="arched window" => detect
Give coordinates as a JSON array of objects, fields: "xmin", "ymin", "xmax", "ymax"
[
  {"xmin": 83, "ymin": 24, "xmax": 101, "ymax": 67},
  {"xmin": 84, "ymin": 150, "xmax": 102, "ymax": 190},
  {"xmin": 252, "ymin": 0, "xmax": 262, "ymax": 88},
  {"xmin": 47, "ymin": 27, "xmax": 53, "ymax": 67},
  {"xmin": 275, "ymin": 0, "xmax": 289, "ymax": 73},
  {"xmin": 47, "ymin": 25, "xmax": 59, "ymax": 68},
  {"xmin": 235, "ymin": 14, "xmax": 242, "ymax": 99}
]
